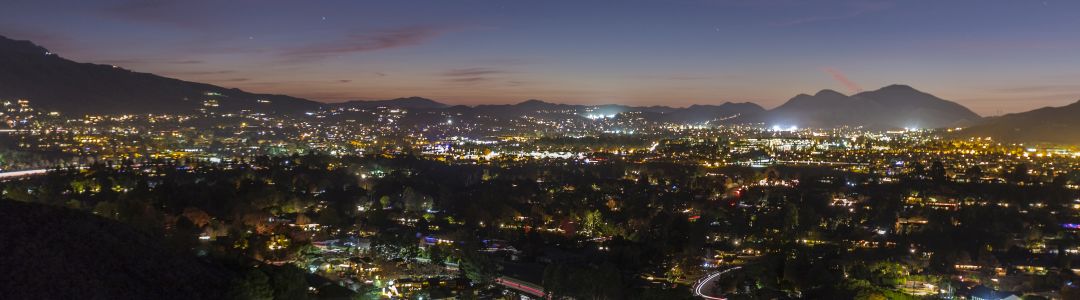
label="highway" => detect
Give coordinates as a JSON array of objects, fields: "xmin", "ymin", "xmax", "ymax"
[
  {"xmin": 0, "ymin": 169, "xmax": 49, "ymax": 179},
  {"xmin": 692, "ymin": 266, "xmax": 741, "ymax": 300}
]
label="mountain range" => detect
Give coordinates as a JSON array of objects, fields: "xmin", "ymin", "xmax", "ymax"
[
  {"xmin": 3, "ymin": 34, "xmax": 1079, "ymax": 143},
  {"xmin": 762, "ymin": 85, "xmax": 982, "ymax": 129},
  {"xmin": 339, "ymin": 86, "xmax": 983, "ymax": 130}
]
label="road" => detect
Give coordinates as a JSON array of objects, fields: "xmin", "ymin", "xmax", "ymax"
[
  {"xmin": 0, "ymin": 169, "xmax": 49, "ymax": 179},
  {"xmin": 495, "ymin": 277, "xmax": 545, "ymax": 298},
  {"xmin": 693, "ymin": 266, "xmax": 741, "ymax": 300}
]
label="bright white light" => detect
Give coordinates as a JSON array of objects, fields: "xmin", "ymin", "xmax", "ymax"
[{"xmin": 771, "ymin": 125, "xmax": 797, "ymax": 132}]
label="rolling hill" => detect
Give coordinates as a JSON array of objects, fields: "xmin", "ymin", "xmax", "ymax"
[
  {"xmin": 333, "ymin": 96, "xmax": 449, "ymax": 110},
  {"xmin": 0, "ymin": 35, "xmax": 321, "ymax": 115},
  {"xmin": 961, "ymin": 100, "xmax": 1080, "ymax": 144}
]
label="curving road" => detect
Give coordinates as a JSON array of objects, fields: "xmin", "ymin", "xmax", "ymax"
[{"xmin": 692, "ymin": 266, "xmax": 741, "ymax": 300}]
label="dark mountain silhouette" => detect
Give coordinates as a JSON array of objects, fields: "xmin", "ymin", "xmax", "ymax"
[
  {"xmin": 761, "ymin": 85, "xmax": 981, "ymax": 129},
  {"xmin": 638, "ymin": 103, "xmax": 766, "ymax": 123},
  {"xmin": 334, "ymin": 96, "xmax": 448, "ymax": 109},
  {"xmin": 851, "ymin": 85, "xmax": 981, "ymax": 127},
  {"xmin": 0, "ymin": 35, "xmax": 321, "ymax": 115},
  {"xmin": 515, "ymin": 99, "xmax": 563, "ymax": 109},
  {"xmin": 961, "ymin": 100, "xmax": 1080, "ymax": 144},
  {"xmin": 467, "ymin": 99, "xmax": 579, "ymax": 116},
  {"xmin": 0, "ymin": 200, "xmax": 231, "ymax": 299},
  {"xmin": 464, "ymin": 99, "xmax": 765, "ymax": 123}
]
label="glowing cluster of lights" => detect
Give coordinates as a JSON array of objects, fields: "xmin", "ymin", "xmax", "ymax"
[{"xmin": 770, "ymin": 125, "xmax": 798, "ymax": 132}]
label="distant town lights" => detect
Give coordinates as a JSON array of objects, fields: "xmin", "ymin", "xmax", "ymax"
[
  {"xmin": 584, "ymin": 114, "xmax": 615, "ymax": 120},
  {"xmin": 771, "ymin": 125, "xmax": 798, "ymax": 132}
]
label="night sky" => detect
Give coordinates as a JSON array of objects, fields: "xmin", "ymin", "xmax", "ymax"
[{"xmin": 3, "ymin": 0, "xmax": 1079, "ymax": 115}]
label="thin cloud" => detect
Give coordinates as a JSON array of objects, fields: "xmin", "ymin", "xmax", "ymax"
[
  {"xmin": 98, "ymin": 59, "xmax": 205, "ymax": 65},
  {"xmin": 104, "ymin": 0, "xmax": 208, "ymax": 28},
  {"xmin": 163, "ymin": 70, "xmax": 236, "ymax": 76},
  {"xmin": 442, "ymin": 68, "xmax": 506, "ymax": 77},
  {"xmin": 823, "ymin": 67, "xmax": 863, "ymax": 93},
  {"xmin": 446, "ymin": 77, "xmax": 490, "ymax": 83},
  {"xmin": 631, "ymin": 74, "xmax": 737, "ymax": 81},
  {"xmin": 217, "ymin": 78, "xmax": 250, "ymax": 82},
  {"xmin": 930, "ymin": 40, "xmax": 1080, "ymax": 51},
  {"xmin": 771, "ymin": 1, "xmax": 893, "ymax": 27},
  {"xmin": 172, "ymin": 60, "xmax": 205, "ymax": 64},
  {"xmin": 440, "ymin": 67, "xmax": 512, "ymax": 85},
  {"xmin": 284, "ymin": 26, "xmax": 448, "ymax": 60},
  {"xmin": 663, "ymin": 75, "xmax": 713, "ymax": 81},
  {"xmin": 0, "ymin": 25, "xmax": 74, "ymax": 51},
  {"xmin": 992, "ymin": 84, "xmax": 1080, "ymax": 94}
]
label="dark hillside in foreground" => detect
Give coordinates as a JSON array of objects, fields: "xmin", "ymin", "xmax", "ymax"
[{"xmin": 0, "ymin": 200, "xmax": 231, "ymax": 299}]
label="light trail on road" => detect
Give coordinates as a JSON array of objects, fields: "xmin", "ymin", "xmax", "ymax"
[
  {"xmin": 0, "ymin": 169, "xmax": 49, "ymax": 179},
  {"xmin": 693, "ymin": 266, "xmax": 741, "ymax": 300}
]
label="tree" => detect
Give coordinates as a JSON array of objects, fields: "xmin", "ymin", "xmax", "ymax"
[
  {"xmin": 182, "ymin": 207, "xmax": 212, "ymax": 228},
  {"xmin": 402, "ymin": 187, "xmax": 432, "ymax": 212},
  {"xmin": 867, "ymin": 262, "xmax": 907, "ymax": 287},
  {"xmin": 582, "ymin": 209, "xmax": 605, "ymax": 236},
  {"xmin": 92, "ymin": 201, "xmax": 120, "ymax": 219},
  {"xmin": 1007, "ymin": 164, "xmax": 1030, "ymax": 184},
  {"xmin": 543, "ymin": 262, "xmax": 623, "ymax": 299},
  {"xmin": 459, "ymin": 251, "xmax": 498, "ymax": 285},
  {"xmin": 964, "ymin": 165, "xmax": 983, "ymax": 183},
  {"xmin": 428, "ymin": 245, "xmax": 446, "ymax": 266},
  {"xmin": 783, "ymin": 202, "xmax": 800, "ymax": 238},
  {"xmin": 908, "ymin": 162, "xmax": 926, "ymax": 179},
  {"xmin": 228, "ymin": 269, "xmax": 274, "ymax": 300},
  {"xmin": 269, "ymin": 265, "xmax": 309, "ymax": 300},
  {"xmin": 930, "ymin": 161, "xmax": 947, "ymax": 183}
]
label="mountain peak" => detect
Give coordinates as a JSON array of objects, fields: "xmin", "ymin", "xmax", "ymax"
[
  {"xmin": 814, "ymin": 89, "xmax": 846, "ymax": 97},
  {"xmin": 882, "ymin": 84, "xmax": 915, "ymax": 90},
  {"xmin": 517, "ymin": 99, "xmax": 552, "ymax": 106},
  {"xmin": 875, "ymin": 84, "xmax": 920, "ymax": 93},
  {"xmin": 389, "ymin": 96, "xmax": 441, "ymax": 104}
]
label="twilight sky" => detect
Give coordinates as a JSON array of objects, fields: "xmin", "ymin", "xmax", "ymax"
[{"xmin": 3, "ymin": 0, "xmax": 1079, "ymax": 115}]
